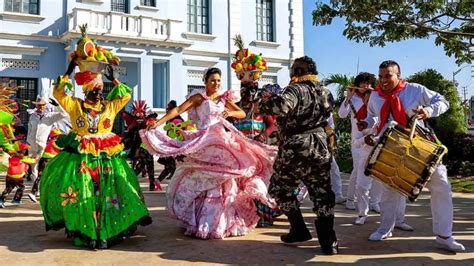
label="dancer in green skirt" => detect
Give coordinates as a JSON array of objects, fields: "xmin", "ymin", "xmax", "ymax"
[{"xmin": 40, "ymin": 56, "xmax": 152, "ymax": 248}]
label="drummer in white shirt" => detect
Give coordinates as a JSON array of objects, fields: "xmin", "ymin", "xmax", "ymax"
[{"xmin": 359, "ymin": 60, "xmax": 464, "ymax": 252}]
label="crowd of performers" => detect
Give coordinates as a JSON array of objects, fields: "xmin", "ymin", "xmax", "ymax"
[{"xmin": 0, "ymin": 33, "xmax": 467, "ymax": 254}]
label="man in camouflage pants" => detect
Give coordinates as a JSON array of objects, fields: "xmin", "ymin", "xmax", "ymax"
[{"xmin": 259, "ymin": 56, "xmax": 338, "ymax": 255}]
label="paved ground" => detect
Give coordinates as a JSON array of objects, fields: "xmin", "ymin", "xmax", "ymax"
[{"xmin": 0, "ymin": 163, "xmax": 473, "ymax": 265}]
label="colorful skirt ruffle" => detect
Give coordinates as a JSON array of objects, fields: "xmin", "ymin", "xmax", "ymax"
[{"xmin": 40, "ymin": 138, "xmax": 151, "ymax": 248}]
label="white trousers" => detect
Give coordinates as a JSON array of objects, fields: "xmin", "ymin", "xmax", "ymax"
[
  {"xmin": 355, "ymin": 146, "xmax": 384, "ymax": 216},
  {"xmin": 376, "ymin": 164, "xmax": 452, "ymax": 237},
  {"xmin": 28, "ymin": 148, "xmax": 41, "ymax": 181},
  {"xmin": 345, "ymin": 145, "xmax": 360, "ymax": 201},
  {"xmin": 330, "ymin": 157, "xmax": 343, "ymax": 198}
]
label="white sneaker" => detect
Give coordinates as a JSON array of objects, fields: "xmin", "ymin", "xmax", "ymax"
[
  {"xmin": 28, "ymin": 193, "xmax": 38, "ymax": 203},
  {"xmin": 355, "ymin": 216, "xmax": 367, "ymax": 225},
  {"xmin": 395, "ymin": 222, "xmax": 414, "ymax": 231},
  {"xmin": 369, "ymin": 230, "xmax": 392, "ymax": 241},
  {"xmin": 436, "ymin": 236, "xmax": 465, "ymax": 252},
  {"xmin": 370, "ymin": 203, "xmax": 381, "ymax": 213},
  {"xmin": 345, "ymin": 199, "xmax": 356, "ymax": 210},
  {"xmin": 335, "ymin": 196, "xmax": 346, "ymax": 204}
]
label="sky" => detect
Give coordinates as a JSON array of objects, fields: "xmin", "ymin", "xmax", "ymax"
[{"xmin": 303, "ymin": 1, "xmax": 474, "ymax": 100}]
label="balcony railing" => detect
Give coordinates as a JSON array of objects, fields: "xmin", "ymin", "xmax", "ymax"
[{"xmin": 67, "ymin": 8, "xmax": 185, "ymax": 42}]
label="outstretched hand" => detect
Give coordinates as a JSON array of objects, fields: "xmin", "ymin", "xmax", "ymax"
[
  {"xmin": 357, "ymin": 121, "xmax": 368, "ymax": 131},
  {"xmin": 412, "ymin": 107, "xmax": 429, "ymax": 120},
  {"xmin": 65, "ymin": 58, "xmax": 78, "ymax": 76},
  {"xmin": 104, "ymin": 64, "xmax": 119, "ymax": 82},
  {"xmin": 49, "ymin": 98, "xmax": 59, "ymax": 107}
]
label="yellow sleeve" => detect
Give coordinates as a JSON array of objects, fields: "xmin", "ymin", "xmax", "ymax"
[
  {"xmin": 106, "ymin": 83, "xmax": 132, "ymax": 115},
  {"xmin": 52, "ymin": 76, "xmax": 78, "ymax": 114}
]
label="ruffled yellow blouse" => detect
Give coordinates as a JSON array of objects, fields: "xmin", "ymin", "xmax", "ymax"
[{"xmin": 53, "ymin": 76, "xmax": 132, "ymax": 156}]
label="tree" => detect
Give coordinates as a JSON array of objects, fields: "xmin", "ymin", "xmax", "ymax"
[
  {"xmin": 312, "ymin": 1, "xmax": 474, "ymax": 64},
  {"xmin": 324, "ymin": 74, "xmax": 354, "ymax": 108},
  {"xmin": 406, "ymin": 69, "xmax": 467, "ymax": 140},
  {"xmin": 324, "ymin": 74, "xmax": 354, "ymax": 134}
]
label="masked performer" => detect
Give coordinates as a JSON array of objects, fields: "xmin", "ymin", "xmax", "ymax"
[
  {"xmin": 39, "ymin": 26, "xmax": 151, "ymax": 248},
  {"xmin": 122, "ymin": 100, "xmax": 159, "ymax": 191}
]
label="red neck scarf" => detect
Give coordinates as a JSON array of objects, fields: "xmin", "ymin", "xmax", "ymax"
[
  {"xmin": 375, "ymin": 80, "xmax": 407, "ymax": 134},
  {"xmin": 354, "ymin": 91, "xmax": 369, "ymax": 120}
]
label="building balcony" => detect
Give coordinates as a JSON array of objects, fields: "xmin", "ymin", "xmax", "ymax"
[{"xmin": 62, "ymin": 8, "xmax": 192, "ymax": 49}]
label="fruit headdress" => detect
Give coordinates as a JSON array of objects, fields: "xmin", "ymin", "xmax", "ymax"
[
  {"xmin": 68, "ymin": 24, "xmax": 121, "ymax": 93},
  {"xmin": 231, "ymin": 34, "xmax": 267, "ymax": 83}
]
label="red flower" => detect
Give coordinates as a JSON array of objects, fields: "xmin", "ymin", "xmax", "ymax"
[
  {"xmin": 78, "ymin": 161, "xmax": 88, "ymax": 174},
  {"xmin": 103, "ymin": 118, "xmax": 111, "ymax": 129}
]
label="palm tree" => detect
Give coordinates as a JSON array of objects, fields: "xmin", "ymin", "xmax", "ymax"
[{"xmin": 324, "ymin": 74, "xmax": 354, "ymax": 108}]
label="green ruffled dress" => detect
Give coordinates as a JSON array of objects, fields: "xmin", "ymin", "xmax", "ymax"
[{"xmin": 40, "ymin": 78, "xmax": 151, "ymax": 248}]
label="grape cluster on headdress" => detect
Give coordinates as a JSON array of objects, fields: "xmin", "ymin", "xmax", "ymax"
[{"xmin": 231, "ymin": 34, "xmax": 267, "ymax": 83}]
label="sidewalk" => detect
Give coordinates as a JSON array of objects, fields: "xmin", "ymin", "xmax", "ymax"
[{"xmin": 0, "ymin": 165, "xmax": 473, "ymax": 265}]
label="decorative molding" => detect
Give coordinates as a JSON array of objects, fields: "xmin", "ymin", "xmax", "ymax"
[
  {"xmin": 0, "ymin": 12, "xmax": 45, "ymax": 23},
  {"xmin": 183, "ymin": 48, "xmax": 290, "ymax": 63},
  {"xmin": 148, "ymin": 50, "xmax": 173, "ymax": 56},
  {"xmin": 187, "ymin": 70, "xmax": 204, "ymax": 80},
  {"xmin": 182, "ymin": 32, "xmax": 216, "ymax": 42},
  {"xmin": 266, "ymin": 63, "xmax": 284, "ymax": 73},
  {"xmin": 118, "ymin": 47, "xmax": 146, "ymax": 54},
  {"xmin": 0, "ymin": 31, "xmax": 61, "ymax": 42},
  {"xmin": 81, "ymin": 0, "xmax": 104, "ymax": 3},
  {"xmin": 135, "ymin": 5, "xmax": 159, "ymax": 12},
  {"xmin": 260, "ymin": 75, "xmax": 277, "ymax": 85},
  {"xmin": 1, "ymin": 59, "xmax": 39, "ymax": 70},
  {"xmin": 251, "ymin": 40, "xmax": 281, "ymax": 49},
  {"xmin": 0, "ymin": 44, "xmax": 47, "ymax": 56},
  {"xmin": 61, "ymin": 31, "xmax": 192, "ymax": 49},
  {"xmin": 183, "ymin": 58, "xmax": 219, "ymax": 67}
]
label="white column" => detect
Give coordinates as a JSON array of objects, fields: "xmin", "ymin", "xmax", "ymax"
[
  {"xmin": 138, "ymin": 56, "xmax": 154, "ymax": 102},
  {"xmin": 289, "ymin": 0, "xmax": 304, "ymax": 61}
]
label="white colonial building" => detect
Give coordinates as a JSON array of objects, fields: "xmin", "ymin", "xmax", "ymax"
[{"xmin": 0, "ymin": 0, "xmax": 304, "ymax": 129}]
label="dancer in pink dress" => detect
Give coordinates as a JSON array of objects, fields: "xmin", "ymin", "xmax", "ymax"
[{"xmin": 140, "ymin": 68, "xmax": 277, "ymax": 239}]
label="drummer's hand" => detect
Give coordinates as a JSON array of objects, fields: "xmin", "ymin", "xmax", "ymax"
[
  {"xmin": 346, "ymin": 86, "xmax": 356, "ymax": 98},
  {"xmin": 364, "ymin": 134, "xmax": 376, "ymax": 146},
  {"xmin": 357, "ymin": 121, "xmax": 368, "ymax": 131},
  {"xmin": 412, "ymin": 107, "xmax": 429, "ymax": 120}
]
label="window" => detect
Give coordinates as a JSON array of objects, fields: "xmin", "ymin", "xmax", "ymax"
[
  {"xmin": 153, "ymin": 62, "xmax": 169, "ymax": 108},
  {"xmin": 4, "ymin": 0, "xmax": 40, "ymax": 15},
  {"xmin": 141, "ymin": 0, "xmax": 155, "ymax": 7},
  {"xmin": 256, "ymin": 0, "xmax": 274, "ymax": 42},
  {"xmin": 111, "ymin": 0, "xmax": 129, "ymax": 13},
  {"xmin": 187, "ymin": 0, "xmax": 209, "ymax": 34},
  {"xmin": 187, "ymin": 85, "xmax": 205, "ymax": 95},
  {"xmin": 0, "ymin": 77, "xmax": 38, "ymax": 126}
]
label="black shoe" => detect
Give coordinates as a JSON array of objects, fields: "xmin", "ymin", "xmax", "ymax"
[
  {"xmin": 314, "ymin": 217, "xmax": 339, "ymax": 255},
  {"xmin": 321, "ymin": 240, "xmax": 339, "ymax": 255},
  {"xmin": 280, "ymin": 210, "xmax": 312, "ymax": 243}
]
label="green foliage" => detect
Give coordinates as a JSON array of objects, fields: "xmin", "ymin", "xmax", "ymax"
[
  {"xmin": 335, "ymin": 131, "xmax": 353, "ymax": 173},
  {"xmin": 406, "ymin": 69, "xmax": 467, "ymax": 139},
  {"xmin": 325, "ymin": 74, "xmax": 354, "ymax": 134},
  {"xmin": 312, "ymin": 1, "xmax": 474, "ymax": 64},
  {"xmin": 450, "ymin": 177, "xmax": 474, "ymax": 193},
  {"xmin": 324, "ymin": 74, "xmax": 354, "ymax": 108}
]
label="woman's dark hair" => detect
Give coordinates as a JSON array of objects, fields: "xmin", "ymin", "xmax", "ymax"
[
  {"xmin": 291, "ymin": 56, "xmax": 318, "ymax": 77},
  {"xmin": 354, "ymin": 72, "xmax": 376, "ymax": 87},
  {"xmin": 168, "ymin": 100, "xmax": 177, "ymax": 108},
  {"xmin": 203, "ymin": 67, "xmax": 222, "ymax": 82},
  {"xmin": 379, "ymin": 60, "xmax": 401, "ymax": 75}
]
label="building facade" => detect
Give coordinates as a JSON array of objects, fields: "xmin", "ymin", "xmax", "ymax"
[{"xmin": 0, "ymin": 0, "xmax": 304, "ymax": 127}]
